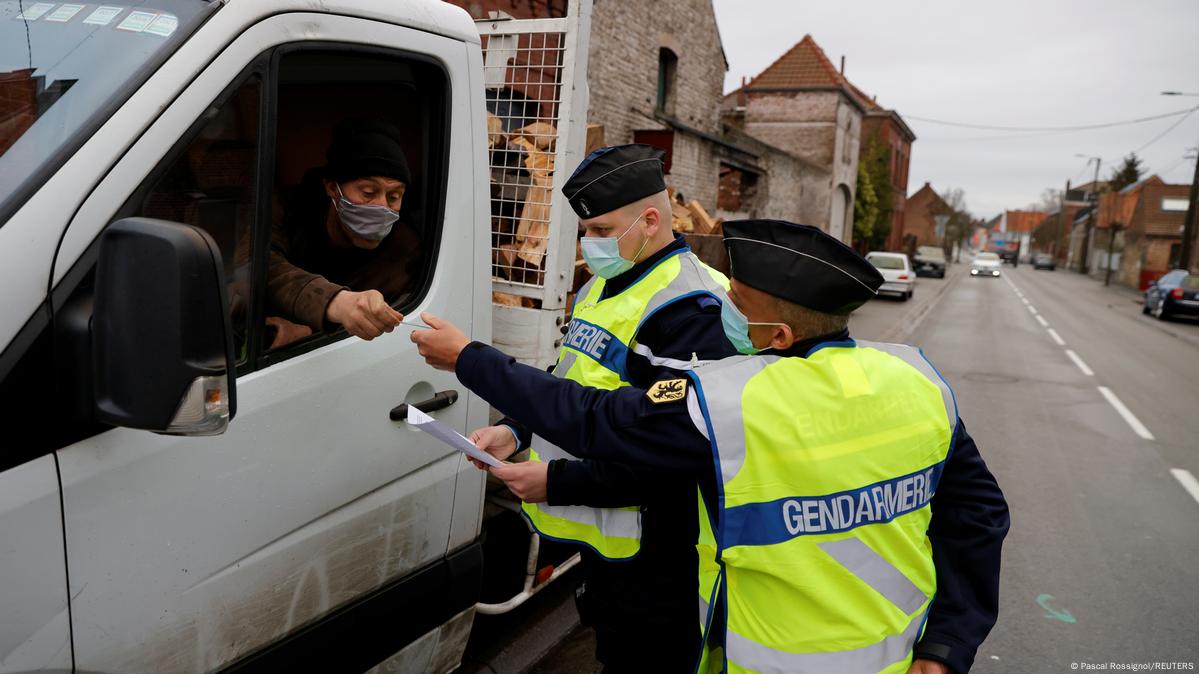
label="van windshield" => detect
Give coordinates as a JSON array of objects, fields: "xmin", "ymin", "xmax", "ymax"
[{"xmin": 1, "ymin": 1, "xmax": 212, "ymax": 223}]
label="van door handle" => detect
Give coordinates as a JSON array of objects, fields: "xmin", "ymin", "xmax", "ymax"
[{"xmin": 390, "ymin": 390, "xmax": 459, "ymax": 421}]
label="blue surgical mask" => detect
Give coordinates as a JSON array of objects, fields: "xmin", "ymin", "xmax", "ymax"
[
  {"xmin": 721, "ymin": 300, "xmax": 784, "ymax": 355},
  {"xmin": 332, "ymin": 184, "xmax": 399, "ymax": 241},
  {"xmin": 580, "ymin": 212, "xmax": 649, "ymax": 279}
]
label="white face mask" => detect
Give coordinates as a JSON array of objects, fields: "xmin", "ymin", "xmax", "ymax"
[{"xmin": 331, "ymin": 184, "xmax": 399, "ymax": 241}]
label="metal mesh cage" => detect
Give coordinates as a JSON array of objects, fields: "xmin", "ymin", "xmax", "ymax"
[{"xmin": 482, "ymin": 27, "xmax": 568, "ymax": 298}]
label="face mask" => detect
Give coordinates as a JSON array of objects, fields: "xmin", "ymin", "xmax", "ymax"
[
  {"xmin": 721, "ymin": 300, "xmax": 785, "ymax": 355},
  {"xmin": 580, "ymin": 212, "xmax": 649, "ymax": 279},
  {"xmin": 332, "ymin": 184, "xmax": 399, "ymax": 241}
]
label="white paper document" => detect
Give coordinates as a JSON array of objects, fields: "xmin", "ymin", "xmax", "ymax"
[{"xmin": 407, "ymin": 406, "xmax": 502, "ymax": 467}]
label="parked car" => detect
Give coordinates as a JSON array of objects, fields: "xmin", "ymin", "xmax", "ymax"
[
  {"xmin": 1143, "ymin": 269, "xmax": 1199, "ymax": 321},
  {"xmin": 866, "ymin": 252, "xmax": 915, "ymax": 300},
  {"xmin": 1033, "ymin": 253, "xmax": 1056, "ymax": 271},
  {"xmin": 998, "ymin": 249, "xmax": 1018, "ymax": 265},
  {"xmin": 914, "ymin": 246, "xmax": 947, "ymax": 278},
  {"xmin": 971, "ymin": 252, "xmax": 1003, "ymax": 277}
]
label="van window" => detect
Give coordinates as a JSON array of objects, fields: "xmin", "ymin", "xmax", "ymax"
[
  {"xmin": 259, "ymin": 49, "xmax": 448, "ymax": 359},
  {"xmin": 138, "ymin": 77, "xmax": 261, "ymax": 363}
]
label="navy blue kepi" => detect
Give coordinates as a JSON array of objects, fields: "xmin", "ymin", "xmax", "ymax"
[
  {"xmin": 723, "ymin": 220, "xmax": 884, "ymax": 315},
  {"xmin": 562, "ymin": 144, "xmax": 667, "ymax": 219}
]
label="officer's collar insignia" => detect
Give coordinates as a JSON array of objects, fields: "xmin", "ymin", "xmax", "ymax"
[{"xmin": 646, "ymin": 378, "xmax": 688, "ymax": 404}]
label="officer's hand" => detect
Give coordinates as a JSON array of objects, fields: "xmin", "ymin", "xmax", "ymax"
[
  {"xmin": 466, "ymin": 426, "xmax": 518, "ymax": 469},
  {"xmin": 326, "ymin": 289, "xmax": 402, "ymax": 341},
  {"xmin": 488, "ymin": 461, "xmax": 549, "ymax": 503},
  {"xmin": 906, "ymin": 659, "xmax": 950, "ymax": 674},
  {"xmin": 410, "ymin": 312, "xmax": 470, "ymax": 371}
]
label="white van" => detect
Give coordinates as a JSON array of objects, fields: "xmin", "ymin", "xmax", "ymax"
[{"xmin": 0, "ymin": 1, "xmax": 589, "ymax": 671}]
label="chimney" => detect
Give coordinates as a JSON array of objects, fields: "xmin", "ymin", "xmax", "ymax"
[{"xmin": 840, "ymin": 56, "xmax": 845, "ymax": 75}]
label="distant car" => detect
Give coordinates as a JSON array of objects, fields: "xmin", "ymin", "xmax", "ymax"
[
  {"xmin": 866, "ymin": 252, "xmax": 914, "ymax": 300},
  {"xmin": 971, "ymin": 252, "xmax": 1002, "ymax": 277},
  {"xmin": 1033, "ymin": 253, "xmax": 1056, "ymax": 271},
  {"xmin": 1143, "ymin": 269, "xmax": 1199, "ymax": 321},
  {"xmin": 998, "ymin": 250, "xmax": 1018, "ymax": 265},
  {"xmin": 913, "ymin": 246, "xmax": 947, "ymax": 278}
]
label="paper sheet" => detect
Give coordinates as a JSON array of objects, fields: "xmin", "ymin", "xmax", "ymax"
[{"xmin": 407, "ymin": 406, "xmax": 502, "ymax": 468}]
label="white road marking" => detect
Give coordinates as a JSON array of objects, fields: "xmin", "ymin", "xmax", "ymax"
[
  {"xmin": 1027, "ymin": 305, "xmax": 1038, "ymax": 315},
  {"xmin": 1047, "ymin": 329, "xmax": 1066, "ymax": 346},
  {"xmin": 1021, "ymin": 298, "xmax": 1031, "ymax": 306},
  {"xmin": 1065, "ymin": 349, "xmax": 1094, "ymax": 375},
  {"xmin": 1035, "ymin": 315, "xmax": 1049, "ymax": 327},
  {"xmin": 1097, "ymin": 386, "xmax": 1156, "ymax": 440},
  {"xmin": 1170, "ymin": 469, "xmax": 1199, "ymax": 505}
]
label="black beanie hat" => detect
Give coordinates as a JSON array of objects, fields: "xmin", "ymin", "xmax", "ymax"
[{"xmin": 325, "ymin": 117, "xmax": 411, "ymax": 185}]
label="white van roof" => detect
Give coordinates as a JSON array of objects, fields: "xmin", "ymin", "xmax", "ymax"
[{"xmin": 229, "ymin": 0, "xmax": 481, "ymax": 45}]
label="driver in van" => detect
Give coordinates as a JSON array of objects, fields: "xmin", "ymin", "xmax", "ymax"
[{"xmin": 259, "ymin": 116, "xmax": 420, "ymax": 348}]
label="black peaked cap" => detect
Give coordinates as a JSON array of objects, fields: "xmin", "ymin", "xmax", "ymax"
[
  {"xmin": 562, "ymin": 144, "xmax": 666, "ymax": 219},
  {"xmin": 723, "ymin": 220, "xmax": 883, "ymax": 315},
  {"xmin": 326, "ymin": 117, "xmax": 411, "ymax": 185}
]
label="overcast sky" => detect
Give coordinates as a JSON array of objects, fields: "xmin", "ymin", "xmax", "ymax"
[{"xmin": 711, "ymin": 0, "xmax": 1199, "ymax": 219}]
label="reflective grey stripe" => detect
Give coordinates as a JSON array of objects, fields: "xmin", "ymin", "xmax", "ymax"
[
  {"xmin": 725, "ymin": 608, "xmax": 925, "ymax": 674},
  {"xmin": 691, "ymin": 356, "xmax": 778, "ymax": 483},
  {"xmin": 857, "ymin": 340, "xmax": 956, "ymax": 426},
  {"xmin": 574, "ymin": 275, "xmax": 600, "ymax": 310},
  {"xmin": 632, "ymin": 343, "xmax": 716, "ymax": 370},
  {"xmin": 639, "ymin": 252, "xmax": 729, "ymax": 325},
  {"xmin": 534, "ymin": 503, "xmax": 642, "ymax": 539},
  {"xmin": 687, "ymin": 391, "xmax": 710, "ymax": 441},
  {"xmin": 818, "ymin": 537, "xmax": 928, "ymax": 615},
  {"xmin": 551, "ymin": 350, "xmax": 579, "ymax": 377}
]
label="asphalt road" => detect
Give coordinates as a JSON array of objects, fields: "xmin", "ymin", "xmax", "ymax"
[{"xmin": 490, "ymin": 261, "xmax": 1199, "ymax": 673}]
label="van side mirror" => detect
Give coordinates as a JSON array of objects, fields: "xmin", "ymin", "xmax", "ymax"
[{"xmin": 92, "ymin": 218, "xmax": 237, "ymax": 435}]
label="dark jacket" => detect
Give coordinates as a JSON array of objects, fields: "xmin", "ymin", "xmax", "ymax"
[
  {"xmin": 458, "ymin": 335, "xmax": 1009, "ymax": 674},
  {"xmin": 266, "ymin": 172, "xmax": 420, "ymax": 331}
]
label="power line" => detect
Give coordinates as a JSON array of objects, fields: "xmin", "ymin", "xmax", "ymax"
[
  {"xmin": 1132, "ymin": 107, "xmax": 1198, "ymax": 154},
  {"xmin": 906, "ymin": 106, "xmax": 1199, "ymax": 132}
]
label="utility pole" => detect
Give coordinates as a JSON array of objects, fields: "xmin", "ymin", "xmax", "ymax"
[
  {"xmin": 1181, "ymin": 146, "xmax": 1199, "ymax": 271},
  {"xmin": 1056, "ymin": 179, "xmax": 1070, "ymax": 260},
  {"xmin": 1080, "ymin": 157, "xmax": 1101, "ymax": 274}
]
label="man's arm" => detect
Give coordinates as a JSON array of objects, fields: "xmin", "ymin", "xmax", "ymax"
[
  {"xmin": 455, "ymin": 342, "xmax": 711, "ymax": 472},
  {"xmin": 914, "ymin": 420, "xmax": 1010, "ymax": 674}
]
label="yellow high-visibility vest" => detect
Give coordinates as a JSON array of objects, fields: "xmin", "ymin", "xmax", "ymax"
[
  {"xmin": 523, "ymin": 249, "xmax": 729, "ymax": 560},
  {"xmin": 690, "ymin": 341, "xmax": 956, "ymax": 673}
]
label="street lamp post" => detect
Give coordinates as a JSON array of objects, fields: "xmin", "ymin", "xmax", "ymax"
[{"xmin": 1162, "ymin": 92, "xmax": 1199, "ymax": 271}]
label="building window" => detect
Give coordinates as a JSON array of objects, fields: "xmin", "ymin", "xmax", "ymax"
[
  {"xmin": 1162, "ymin": 197, "xmax": 1189, "ymax": 212},
  {"xmin": 657, "ymin": 48, "xmax": 678, "ymax": 115}
]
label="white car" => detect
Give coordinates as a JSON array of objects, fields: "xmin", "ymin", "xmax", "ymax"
[
  {"xmin": 971, "ymin": 252, "xmax": 1003, "ymax": 277},
  {"xmin": 866, "ymin": 252, "xmax": 915, "ymax": 300}
]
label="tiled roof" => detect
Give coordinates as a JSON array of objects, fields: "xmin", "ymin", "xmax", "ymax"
[
  {"xmin": 1004, "ymin": 210, "xmax": 1048, "ymax": 233},
  {"xmin": 745, "ymin": 34, "xmax": 846, "ymax": 90}
]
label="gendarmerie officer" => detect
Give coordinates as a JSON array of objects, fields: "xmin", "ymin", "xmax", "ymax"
[
  {"xmin": 427, "ymin": 144, "xmax": 737, "ymax": 670},
  {"xmin": 413, "ymin": 220, "xmax": 1009, "ymax": 674}
]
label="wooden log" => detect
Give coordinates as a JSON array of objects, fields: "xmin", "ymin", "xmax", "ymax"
[
  {"xmin": 516, "ymin": 174, "xmax": 553, "ymax": 266},
  {"xmin": 687, "ymin": 200, "xmax": 717, "ymax": 235},
  {"xmin": 513, "ymin": 122, "xmax": 557, "ymax": 152},
  {"xmin": 486, "ymin": 112, "xmax": 506, "ymax": 149},
  {"xmin": 670, "ymin": 196, "xmax": 695, "ymax": 233},
  {"xmin": 586, "ymin": 124, "xmax": 605, "ymax": 155},
  {"xmin": 492, "ymin": 291, "xmax": 523, "ymax": 307}
]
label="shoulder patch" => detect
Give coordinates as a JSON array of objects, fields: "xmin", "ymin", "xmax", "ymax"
[{"xmin": 646, "ymin": 378, "xmax": 688, "ymax": 404}]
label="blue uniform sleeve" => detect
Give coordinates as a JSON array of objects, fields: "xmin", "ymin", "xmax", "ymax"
[
  {"xmin": 914, "ymin": 421, "xmax": 1010, "ymax": 674},
  {"xmin": 455, "ymin": 342, "xmax": 711, "ymax": 474}
]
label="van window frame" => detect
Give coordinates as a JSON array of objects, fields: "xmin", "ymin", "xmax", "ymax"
[{"xmin": 253, "ymin": 41, "xmax": 453, "ymax": 370}]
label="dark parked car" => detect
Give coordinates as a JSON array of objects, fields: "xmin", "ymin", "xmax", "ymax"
[
  {"xmin": 913, "ymin": 246, "xmax": 946, "ymax": 278},
  {"xmin": 1033, "ymin": 253, "xmax": 1056, "ymax": 270},
  {"xmin": 1143, "ymin": 269, "xmax": 1199, "ymax": 321},
  {"xmin": 999, "ymin": 249, "xmax": 1018, "ymax": 265}
]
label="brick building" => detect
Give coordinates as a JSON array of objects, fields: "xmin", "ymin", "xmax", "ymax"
[
  {"xmin": 847, "ymin": 83, "xmax": 915, "ymax": 252},
  {"xmin": 721, "ymin": 35, "xmax": 871, "ymax": 243},
  {"xmin": 1089, "ymin": 176, "xmax": 1192, "ymax": 289},
  {"xmin": 903, "ymin": 182, "xmax": 950, "ymax": 250},
  {"xmin": 450, "ymin": 0, "xmax": 814, "ymax": 225},
  {"xmin": 997, "ymin": 210, "xmax": 1047, "ymax": 261}
]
